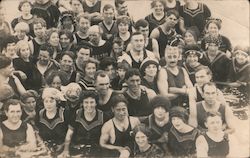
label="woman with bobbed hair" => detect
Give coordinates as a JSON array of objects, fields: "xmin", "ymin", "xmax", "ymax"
[
  {"xmin": 132, "ymin": 123, "xmax": 164, "ymax": 158},
  {"xmin": 183, "ymin": 28, "xmax": 198, "ymax": 46},
  {"xmin": 59, "ymin": 29, "xmax": 75, "ymax": 52},
  {"xmin": 45, "ymin": 70, "xmax": 69, "ymax": 91}
]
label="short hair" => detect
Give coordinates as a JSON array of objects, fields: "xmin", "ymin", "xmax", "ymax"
[
  {"xmin": 149, "ymin": 95, "xmax": 171, "ymax": 112},
  {"xmin": 16, "ymin": 40, "xmax": 30, "ymax": 57},
  {"xmin": 1, "ymin": 36, "xmax": 18, "ymax": 50},
  {"xmin": 4, "ymin": 99, "xmax": 22, "ymax": 112},
  {"xmin": 14, "ymin": 22, "xmax": 30, "ymax": 33},
  {"xmin": 82, "ymin": 57, "xmax": 99, "ymax": 75},
  {"xmin": 32, "ymin": 17, "xmax": 47, "ymax": 28},
  {"xmin": 205, "ymin": 18, "xmax": 222, "ymax": 30},
  {"xmin": 18, "ymin": 0, "xmax": 32, "ymax": 11},
  {"xmin": 111, "ymin": 93, "xmax": 128, "ymax": 108},
  {"xmin": 169, "ymin": 106, "xmax": 189, "ymax": 124},
  {"xmin": 76, "ymin": 44, "xmax": 93, "ymax": 55},
  {"xmin": 60, "ymin": 51, "xmax": 76, "ymax": 61},
  {"xmin": 60, "ymin": 10, "xmax": 75, "ymax": 24},
  {"xmin": 202, "ymin": 82, "xmax": 217, "ymax": 92},
  {"xmin": 132, "ymin": 123, "xmax": 152, "ymax": 139},
  {"xmin": 39, "ymin": 43, "xmax": 54, "ymax": 57},
  {"xmin": 195, "ymin": 66, "xmax": 212, "ymax": 76},
  {"xmin": 131, "ymin": 31, "xmax": 144, "ymax": 38},
  {"xmin": 117, "ymin": 61, "xmax": 130, "ymax": 71},
  {"xmin": 166, "ymin": 9, "xmax": 179, "ymax": 19},
  {"xmin": 70, "ymin": 0, "xmax": 82, "ymax": 5},
  {"xmin": 103, "ymin": 4, "xmax": 115, "ymax": 12},
  {"xmin": 112, "ymin": 37, "xmax": 124, "ymax": 46},
  {"xmin": 94, "ymin": 70, "xmax": 109, "ymax": 82},
  {"xmin": 81, "ymin": 90, "xmax": 99, "ymax": 105},
  {"xmin": 134, "ymin": 19, "xmax": 149, "ymax": 31},
  {"xmin": 76, "ymin": 13, "xmax": 91, "ymax": 23},
  {"xmin": 115, "ymin": 0, "xmax": 126, "ymax": 8},
  {"xmin": 0, "ymin": 55, "xmax": 12, "ymax": 69},
  {"xmin": 88, "ymin": 25, "xmax": 103, "ymax": 35},
  {"xmin": 99, "ymin": 57, "xmax": 117, "ymax": 70},
  {"xmin": 183, "ymin": 29, "xmax": 198, "ymax": 42},
  {"xmin": 204, "ymin": 112, "xmax": 222, "ymax": 122},
  {"xmin": 124, "ymin": 68, "xmax": 141, "ymax": 80},
  {"xmin": 116, "ymin": 15, "xmax": 130, "ymax": 25},
  {"xmin": 45, "ymin": 28, "xmax": 59, "ymax": 42},
  {"xmin": 59, "ymin": 29, "xmax": 74, "ymax": 42},
  {"xmin": 151, "ymin": 0, "xmax": 166, "ymax": 9},
  {"xmin": 20, "ymin": 90, "xmax": 39, "ymax": 103},
  {"xmin": 45, "ymin": 70, "xmax": 69, "ymax": 86}
]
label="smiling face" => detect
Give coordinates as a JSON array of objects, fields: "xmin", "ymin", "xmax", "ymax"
[
  {"xmin": 77, "ymin": 48, "xmax": 91, "ymax": 62},
  {"xmin": 207, "ymin": 22, "xmax": 219, "ymax": 37},
  {"xmin": 235, "ymin": 51, "xmax": 248, "ymax": 65},
  {"xmin": 20, "ymin": 2, "xmax": 32, "ymax": 14},
  {"xmin": 126, "ymin": 75, "xmax": 141, "ymax": 94},
  {"xmin": 118, "ymin": 22, "xmax": 129, "ymax": 34},
  {"xmin": 33, "ymin": 23, "xmax": 46, "ymax": 39},
  {"xmin": 82, "ymin": 97, "xmax": 96, "ymax": 113},
  {"xmin": 95, "ymin": 75, "xmax": 110, "ymax": 95},
  {"xmin": 60, "ymin": 34, "xmax": 71, "ymax": 48},
  {"xmin": 144, "ymin": 64, "xmax": 158, "ymax": 77},
  {"xmin": 43, "ymin": 97, "xmax": 57, "ymax": 112},
  {"xmin": 135, "ymin": 131, "xmax": 149, "ymax": 149},
  {"xmin": 165, "ymin": 46, "xmax": 179, "ymax": 68},
  {"xmin": 49, "ymin": 32, "xmax": 60, "ymax": 47},
  {"xmin": 78, "ymin": 18, "xmax": 90, "ymax": 33},
  {"xmin": 205, "ymin": 115, "xmax": 223, "ymax": 133},
  {"xmin": 85, "ymin": 62, "xmax": 96, "ymax": 79},
  {"xmin": 5, "ymin": 104, "xmax": 22, "ymax": 124},
  {"xmin": 60, "ymin": 54, "xmax": 74, "ymax": 72},
  {"xmin": 113, "ymin": 102, "xmax": 128, "ymax": 121},
  {"xmin": 153, "ymin": 1, "xmax": 164, "ymax": 15},
  {"xmin": 51, "ymin": 76, "xmax": 62, "ymax": 90},
  {"xmin": 19, "ymin": 43, "xmax": 30, "ymax": 60},
  {"xmin": 131, "ymin": 34, "xmax": 145, "ymax": 52},
  {"xmin": 186, "ymin": 53, "xmax": 199, "ymax": 67},
  {"xmin": 103, "ymin": 8, "xmax": 114, "ymax": 23},
  {"xmin": 184, "ymin": 32, "xmax": 196, "ymax": 45},
  {"xmin": 195, "ymin": 69, "xmax": 212, "ymax": 87},
  {"xmin": 24, "ymin": 97, "xmax": 36, "ymax": 112}
]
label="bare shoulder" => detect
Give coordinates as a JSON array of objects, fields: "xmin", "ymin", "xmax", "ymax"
[
  {"xmin": 129, "ymin": 116, "xmax": 140, "ymax": 128},
  {"xmin": 101, "ymin": 119, "xmax": 113, "ymax": 133}
]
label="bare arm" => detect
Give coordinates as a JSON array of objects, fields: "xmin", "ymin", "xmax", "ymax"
[
  {"xmin": 225, "ymin": 105, "xmax": 235, "ymax": 133},
  {"xmin": 61, "ymin": 126, "xmax": 74, "ymax": 156},
  {"xmin": 150, "ymin": 28, "xmax": 160, "ymax": 39},
  {"xmin": 12, "ymin": 75, "xmax": 26, "ymax": 96},
  {"xmin": 188, "ymin": 88, "xmax": 198, "ymax": 127},
  {"xmin": 28, "ymin": 40, "xmax": 34, "ymax": 55},
  {"xmin": 196, "ymin": 135, "xmax": 208, "ymax": 157},
  {"xmin": 151, "ymin": 39, "xmax": 160, "ymax": 60},
  {"xmin": 19, "ymin": 124, "xmax": 37, "ymax": 151},
  {"xmin": 179, "ymin": 18, "xmax": 186, "ymax": 34},
  {"xmin": 183, "ymin": 68, "xmax": 193, "ymax": 88}
]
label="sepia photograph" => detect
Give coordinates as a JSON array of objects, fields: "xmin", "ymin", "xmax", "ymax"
[{"xmin": 0, "ymin": 0, "xmax": 249, "ymax": 157}]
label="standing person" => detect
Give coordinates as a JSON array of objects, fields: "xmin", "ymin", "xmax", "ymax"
[
  {"xmin": 179, "ymin": 0, "xmax": 211, "ymax": 37},
  {"xmin": 11, "ymin": 0, "xmax": 35, "ymax": 37},
  {"xmin": 132, "ymin": 123, "xmax": 164, "ymax": 158},
  {"xmin": 100, "ymin": 94, "xmax": 140, "ymax": 158},
  {"xmin": 196, "ymin": 113, "xmax": 230, "ymax": 157},
  {"xmin": 145, "ymin": 0, "xmax": 166, "ymax": 34},
  {"xmin": 0, "ymin": 99, "xmax": 37, "ymax": 154},
  {"xmin": 118, "ymin": 32, "xmax": 156, "ymax": 69},
  {"xmin": 167, "ymin": 106, "xmax": 200, "ymax": 157},
  {"xmin": 164, "ymin": 0, "xmax": 181, "ymax": 12},
  {"xmin": 99, "ymin": 4, "xmax": 118, "ymax": 42},
  {"xmin": 82, "ymin": 0, "xmax": 103, "ymax": 25},
  {"xmin": 62, "ymin": 91, "xmax": 108, "ymax": 157},
  {"xmin": 150, "ymin": 10, "xmax": 179, "ymax": 58},
  {"xmin": 0, "ymin": 6, "xmax": 11, "ymax": 49},
  {"xmin": 31, "ymin": 0, "xmax": 61, "ymax": 28},
  {"xmin": 28, "ymin": 18, "xmax": 47, "ymax": 63},
  {"xmin": 123, "ymin": 68, "xmax": 156, "ymax": 117},
  {"xmin": 73, "ymin": 13, "xmax": 90, "ymax": 45}
]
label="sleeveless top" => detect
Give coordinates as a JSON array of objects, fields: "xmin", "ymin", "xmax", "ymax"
[
  {"xmin": 1, "ymin": 122, "xmax": 27, "ymax": 147},
  {"xmin": 204, "ymin": 133, "xmax": 229, "ymax": 157},
  {"xmin": 97, "ymin": 91, "xmax": 116, "ymax": 119},
  {"xmin": 145, "ymin": 38, "xmax": 153, "ymax": 52},
  {"xmin": 74, "ymin": 33, "xmax": 89, "ymax": 44},
  {"xmin": 8, "ymin": 76, "xmax": 19, "ymax": 98},
  {"xmin": 123, "ymin": 89, "xmax": 152, "ymax": 116},
  {"xmin": 196, "ymin": 102, "xmax": 226, "ymax": 130},
  {"xmin": 196, "ymin": 87, "xmax": 204, "ymax": 102},
  {"xmin": 127, "ymin": 49, "xmax": 148, "ymax": 69},
  {"xmin": 112, "ymin": 117, "xmax": 133, "ymax": 148},
  {"xmin": 82, "ymin": 1, "xmax": 101, "ymax": 13},
  {"xmin": 166, "ymin": 67, "xmax": 185, "ymax": 88},
  {"xmin": 31, "ymin": 38, "xmax": 42, "ymax": 63}
]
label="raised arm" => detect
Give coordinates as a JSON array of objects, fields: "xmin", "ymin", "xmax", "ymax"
[{"xmin": 196, "ymin": 135, "xmax": 208, "ymax": 157}]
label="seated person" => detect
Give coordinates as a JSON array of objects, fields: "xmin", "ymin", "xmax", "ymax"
[
  {"xmin": 0, "ymin": 99, "xmax": 36, "ymax": 153},
  {"xmin": 100, "ymin": 94, "xmax": 140, "ymax": 158}
]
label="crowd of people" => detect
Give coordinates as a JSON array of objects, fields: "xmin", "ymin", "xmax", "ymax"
[{"xmin": 0, "ymin": 0, "xmax": 249, "ymax": 157}]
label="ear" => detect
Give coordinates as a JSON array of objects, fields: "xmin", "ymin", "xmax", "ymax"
[{"xmin": 205, "ymin": 122, "xmax": 208, "ymax": 128}]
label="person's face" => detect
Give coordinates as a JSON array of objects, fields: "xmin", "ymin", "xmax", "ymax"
[
  {"xmin": 207, "ymin": 43, "xmax": 219, "ymax": 56},
  {"xmin": 78, "ymin": 18, "xmax": 90, "ymax": 33},
  {"xmin": 5, "ymin": 43, "xmax": 17, "ymax": 59},
  {"xmin": 117, "ymin": 2, "xmax": 128, "ymax": 15},
  {"xmin": 5, "ymin": 104, "xmax": 22, "ymax": 124},
  {"xmin": 135, "ymin": 131, "xmax": 149, "ymax": 149},
  {"xmin": 60, "ymin": 55, "xmax": 74, "ymax": 72},
  {"xmin": 207, "ymin": 23, "xmax": 219, "ymax": 37},
  {"xmin": 144, "ymin": 64, "xmax": 158, "ymax": 77},
  {"xmin": 184, "ymin": 32, "xmax": 196, "ymax": 45},
  {"xmin": 60, "ymin": 34, "xmax": 71, "ymax": 48},
  {"xmin": 62, "ymin": 17, "xmax": 73, "ymax": 27},
  {"xmin": 0, "ymin": 63, "xmax": 14, "ymax": 77},
  {"xmin": 165, "ymin": 14, "xmax": 178, "ymax": 28},
  {"xmin": 113, "ymin": 102, "xmax": 128, "ymax": 121},
  {"xmin": 113, "ymin": 43, "xmax": 123, "ymax": 54},
  {"xmin": 186, "ymin": 53, "xmax": 199, "ymax": 67},
  {"xmin": 205, "ymin": 116, "xmax": 223, "ymax": 133},
  {"xmin": 51, "ymin": 76, "xmax": 62, "ymax": 90},
  {"xmin": 85, "ymin": 62, "xmax": 96, "ymax": 79},
  {"xmin": 154, "ymin": 106, "xmax": 167, "ymax": 121},
  {"xmin": 24, "ymin": 97, "xmax": 36, "ymax": 112},
  {"xmin": 16, "ymin": 30, "xmax": 26, "ymax": 40},
  {"xmin": 165, "ymin": 47, "xmax": 179, "ymax": 67},
  {"xmin": 21, "ymin": 2, "xmax": 32, "ymax": 14},
  {"xmin": 82, "ymin": 97, "xmax": 96, "ymax": 113},
  {"xmin": 153, "ymin": 1, "xmax": 164, "ymax": 15},
  {"xmin": 89, "ymin": 31, "xmax": 101, "ymax": 46},
  {"xmin": 126, "ymin": 75, "xmax": 141, "ymax": 93},
  {"xmin": 131, "ymin": 34, "xmax": 145, "ymax": 51},
  {"xmin": 138, "ymin": 26, "xmax": 149, "ymax": 39},
  {"xmin": 118, "ymin": 23, "xmax": 129, "ymax": 34},
  {"xmin": 203, "ymin": 85, "xmax": 217, "ymax": 105},
  {"xmin": 95, "ymin": 75, "xmax": 110, "ymax": 95},
  {"xmin": 105, "ymin": 65, "xmax": 116, "ymax": 81},
  {"xmin": 38, "ymin": 50, "xmax": 50, "ymax": 65},
  {"xmin": 172, "ymin": 116, "xmax": 185, "ymax": 131},
  {"xmin": 43, "ymin": 97, "xmax": 57, "ymax": 112},
  {"xmin": 33, "ymin": 23, "xmax": 46, "ymax": 38},
  {"xmin": 195, "ymin": 70, "xmax": 211, "ymax": 86},
  {"xmin": 77, "ymin": 48, "xmax": 91, "ymax": 61},
  {"xmin": 103, "ymin": 8, "xmax": 114, "ymax": 23},
  {"xmin": 49, "ymin": 32, "xmax": 60, "ymax": 47},
  {"xmin": 19, "ymin": 44, "xmax": 30, "ymax": 60},
  {"xmin": 117, "ymin": 68, "xmax": 126, "ymax": 79},
  {"xmin": 71, "ymin": 0, "xmax": 83, "ymax": 13},
  {"xmin": 235, "ymin": 51, "xmax": 248, "ymax": 65}
]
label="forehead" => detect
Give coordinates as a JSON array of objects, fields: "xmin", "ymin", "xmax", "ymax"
[
  {"xmin": 96, "ymin": 75, "xmax": 109, "ymax": 83},
  {"xmin": 39, "ymin": 50, "xmax": 49, "ymax": 55},
  {"xmin": 62, "ymin": 55, "xmax": 73, "ymax": 61},
  {"xmin": 114, "ymin": 102, "xmax": 127, "ymax": 109},
  {"xmin": 8, "ymin": 104, "xmax": 21, "ymax": 111},
  {"xmin": 166, "ymin": 48, "xmax": 179, "ymax": 56},
  {"xmin": 118, "ymin": 1, "xmax": 128, "ymax": 7},
  {"xmin": 132, "ymin": 34, "xmax": 144, "ymax": 40},
  {"xmin": 208, "ymin": 22, "xmax": 218, "ymax": 28},
  {"xmin": 33, "ymin": 23, "xmax": 44, "ymax": 28},
  {"xmin": 204, "ymin": 85, "xmax": 217, "ymax": 92},
  {"xmin": 83, "ymin": 97, "xmax": 95, "ymax": 101},
  {"xmin": 128, "ymin": 75, "xmax": 140, "ymax": 80},
  {"xmin": 79, "ymin": 48, "xmax": 90, "ymax": 53},
  {"xmin": 139, "ymin": 26, "xmax": 149, "ymax": 30},
  {"xmin": 207, "ymin": 115, "xmax": 221, "ymax": 122},
  {"xmin": 104, "ymin": 8, "xmax": 114, "ymax": 13},
  {"xmin": 135, "ymin": 131, "xmax": 146, "ymax": 137}
]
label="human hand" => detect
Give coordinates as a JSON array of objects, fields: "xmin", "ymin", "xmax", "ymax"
[{"xmin": 119, "ymin": 149, "xmax": 130, "ymax": 158}]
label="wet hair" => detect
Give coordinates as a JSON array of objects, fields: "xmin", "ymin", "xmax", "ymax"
[
  {"xmin": 134, "ymin": 19, "xmax": 149, "ymax": 31},
  {"xmin": 132, "ymin": 123, "xmax": 152, "ymax": 139},
  {"xmin": 0, "ymin": 55, "xmax": 11, "ymax": 69},
  {"xmin": 99, "ymin": 57, "xmax": 117, "ymax": 70},
  {"xmin": 32, "ymin": 17, "xmax": 47, "ymax": 28},
  {"xmin": 39, "ymin": 43, "xmax": 54, "ymax": 57},
  {"xmin": 45, "ymin": 70, "xmax": 69, "ymax": 87},
  {"xmin": 81, "ymin": 90, "xmax": 99, "ymax": 105},
  {"xmin": 151, "ymin": 0, "xmax": 166, "ymax": 9},
  {"xmin": 111, "ymin": 93, "xmax": 128, "ymax": 108},
  {"xmin": 166, "ymin": 9, "xmax": 179, "ymax": 19},
  {"xmin": 59, "ymin": 29, "xmax": 74, "ymax": 42},
  {"xmin": 82, "ymin": 57, "xmax": 99, "ymax": 75},
  {"xmin": 116, "ymin": 15, "xmax": 130, "ymax": 25},
  {"xmin": 18, "ymin": 0, "xmax": 32, "ymax": 11},
  {"xmin": 103, "ymin": 4, "xmax": 115, "ymax": 12},
  {"xmin": 169, "ymin": 106, "xmax": 189, "ymax": 124},
  {"xmin": 76, "ymin": 44, "xmax": 93, "ymax": 56},
  {"xmin": 4, "ymin": 99, "xmax": 23, "ymax": 112},
  {"xmin": 94, "ymin": 70, "xmax": 109, "ymax": 82},
  {"xmin": 149, "ymin": 95, "xmax": 171, "ymax": 112},
  {"xmin": 20, "ymin": 90, "xmax": 39, "ymax": 103},
  {"xmin": 124, "ymin": 68, "xmax": 141, "ymax": 80}
]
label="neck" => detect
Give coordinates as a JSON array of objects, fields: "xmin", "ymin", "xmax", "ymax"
[
  {"xmin": 132, "ymin": 49, "xmax": 142, "ymax": 55},
  {"xmin": 128, "ymin": 88, "xmax": 141, "ymax": 98},
  {"xmin": 84, "ymin": 75, "xmax": 94, "ymax": 82},
  {"xmin": 0, "ymin": 75, "xmax": 8, "ymax": 82},
  {"xmin": 78, "ymin": 31, "xmax": 88, "ymax": 37},
  {"xmin": 139, "ymin": 144, "xmax": 151, "ymax": 152},
  {"xmin": 22, "ymin": 13, "xmax": 32, "ymax": 18},
  {"xmin": 144, "ymin": 75, "xmax": 154, "ymax": 82},
  {"xmin": 104, "ymin": 20, "xmax": 113, "ymax": 25},
  {"xmin": 22, "ymin": 57, "xmax": 30, "ymax": 62},
  {"xmin": 46, "ymin": 108, "xmax": 57, "ymax": 115}
]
